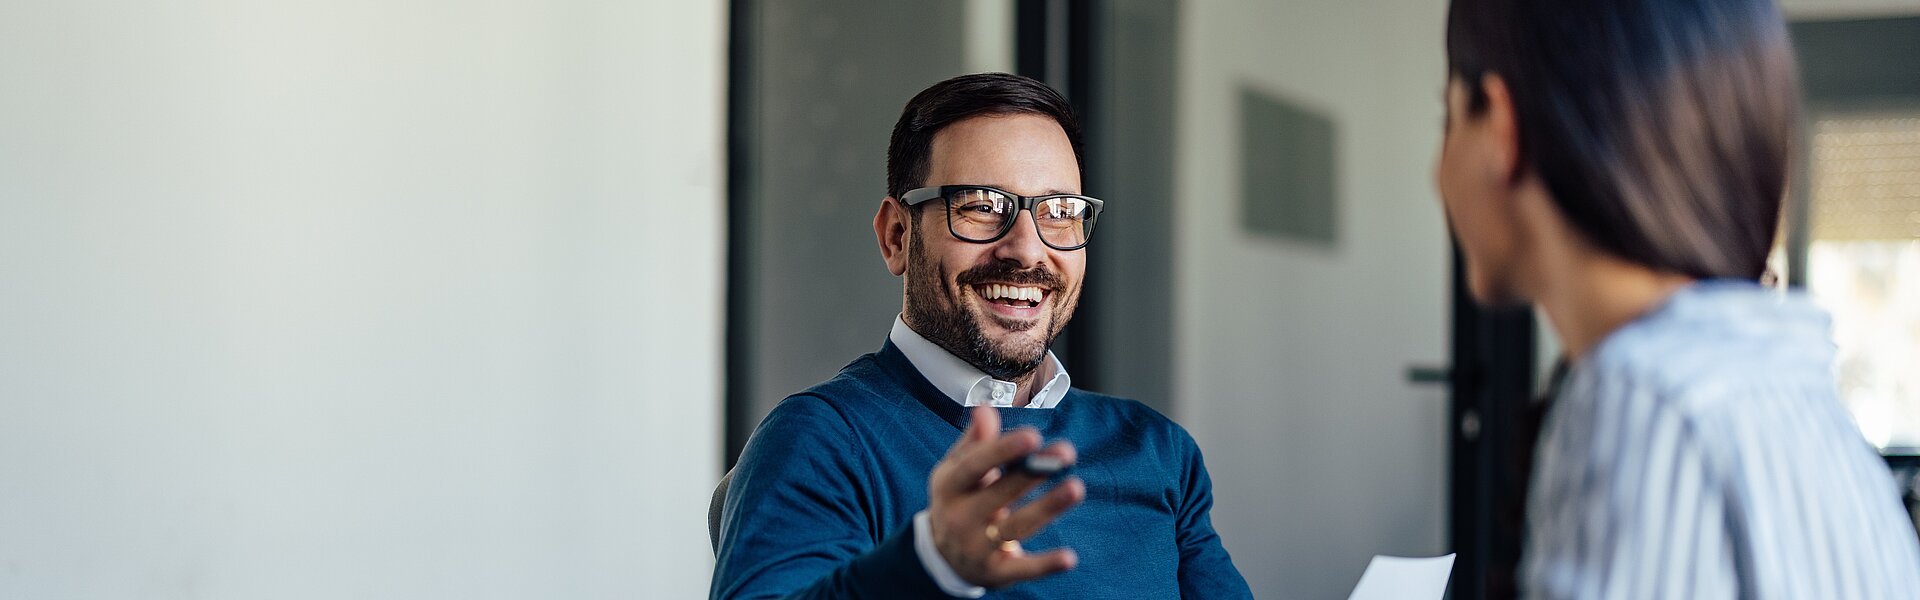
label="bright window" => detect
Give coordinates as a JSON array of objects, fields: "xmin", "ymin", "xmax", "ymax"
[{"xmin": 1806, "ymin": 114, "xmax": 1920, "ymax": 452}]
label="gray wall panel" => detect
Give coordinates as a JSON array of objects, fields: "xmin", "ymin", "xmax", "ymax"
[
  {"xmin": 1086, "ymin": 0, "xmax": 1179, "ymax": 413},
  {"xmin": 732, "ymin": 0, "xmax": 968, "ymax": 457}
]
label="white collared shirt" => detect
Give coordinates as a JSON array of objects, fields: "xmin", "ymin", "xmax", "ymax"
[
  {"xmin": 890, "ymin": 315, "xmax": 1072, "ymax": 597},
  {"xmin": 889, "ymin": 316, "xmax": 1071, "ymax": 409}
]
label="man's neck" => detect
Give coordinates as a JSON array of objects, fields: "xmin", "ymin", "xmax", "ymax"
[
  {"xmin": 1004, "ymin": 361, "xmax": 1049, "ymax": 408},
  {"xmin": 894, "ymin": 313, "xmax": 1061, "ymax": 408}
]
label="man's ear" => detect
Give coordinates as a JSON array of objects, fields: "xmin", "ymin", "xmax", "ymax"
[
  {"xmin": 1479, "ymin": 73, "xmax": 1524, "ymax": 184},
  {"xmin": 874, "ymin": 197, "xmax": 910, "ymax": 276}
]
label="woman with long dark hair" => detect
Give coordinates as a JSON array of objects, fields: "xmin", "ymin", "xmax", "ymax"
[{"xmin": 1434, "ymin": 0, "xmax": 1920, "ymax": 597}]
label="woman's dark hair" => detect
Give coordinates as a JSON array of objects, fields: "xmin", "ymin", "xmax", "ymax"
[
  {"xmin": 1447, "ymin": 0, "xmax": 1799, "ymax": 280},
  {"xmin": 886, "ymin": 73, "xmax": 1083, "ymax": 202}
]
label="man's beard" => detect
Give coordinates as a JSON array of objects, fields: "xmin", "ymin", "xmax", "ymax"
[{"xmin": 903, "ymin": 223, "xmax": 1073, "ymax": 382}]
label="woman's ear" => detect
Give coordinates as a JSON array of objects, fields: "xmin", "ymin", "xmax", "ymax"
[
  {"xmin": 874, "ymin": 197, "xmax": 910, "ymax": 276},
  {"xmin": 1479, "ymin": 73, "xmax": 1524, "ymax": 184}
]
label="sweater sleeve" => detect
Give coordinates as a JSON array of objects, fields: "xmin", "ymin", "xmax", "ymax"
[
  {"xmin": 710, "ymin": 395, "xmax": 954, "ymax": 600},
  {"xmin": 1172, "ymin": 430, "xmax": 1255, "ymax": 599}
]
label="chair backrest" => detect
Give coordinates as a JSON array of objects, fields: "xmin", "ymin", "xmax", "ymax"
[{"xmin": 708, "ymin": 468, "xmax": 734, "ymax": 554}]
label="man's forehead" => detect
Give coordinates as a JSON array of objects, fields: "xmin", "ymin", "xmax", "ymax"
[{"xmin": 924, "ymin": 114, "xmax": 1081, "ymax": 195}]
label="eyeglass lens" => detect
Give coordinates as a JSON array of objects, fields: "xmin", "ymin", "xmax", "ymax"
[{"xmin": 946, "ymin": 188, "xmax": 1095, "ymax": 248}]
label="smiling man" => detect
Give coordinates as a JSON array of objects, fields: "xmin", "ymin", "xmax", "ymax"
[{"xmin": 710, "ymin": 73, "xmax": 1252, "ymax": 599}]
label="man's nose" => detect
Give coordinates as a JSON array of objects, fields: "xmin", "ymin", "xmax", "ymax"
[{"xmin": 990, "ymin": 208, "xmax": 1051, "ymax": 268}]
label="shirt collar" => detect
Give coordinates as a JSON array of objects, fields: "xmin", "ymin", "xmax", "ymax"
[{"xmin": 889, "ymin": 315, "xmax": 1071, "ymax": 409}]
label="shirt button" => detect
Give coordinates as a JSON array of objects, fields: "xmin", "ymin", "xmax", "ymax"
[{"xmin": 992, "ymin": 389, "xmax": 1006, "ymax": 400}]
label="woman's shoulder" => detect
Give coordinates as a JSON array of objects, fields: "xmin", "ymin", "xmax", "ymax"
[{"xmin": 1575, "ymin": 282, "xmax": 1836, "ymax": 412}]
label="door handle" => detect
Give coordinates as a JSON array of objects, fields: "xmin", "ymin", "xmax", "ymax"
[{"xmin": 1406, "ymin": 365, "xmax": 1451, "ymax": 386}]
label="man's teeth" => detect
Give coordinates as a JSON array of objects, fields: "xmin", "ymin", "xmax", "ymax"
[{"xmin": 980, "ymin": 284, "xmax": 1044, "ymax": 302}]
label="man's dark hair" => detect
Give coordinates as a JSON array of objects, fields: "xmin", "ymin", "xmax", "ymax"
[
  {"xmin": 885, "ymin": 73, "xmax": 1083, "ymax": 202},
  {"xmin": 1447, "ymin": 0, "xmax": 1799, "ymax": 280}
]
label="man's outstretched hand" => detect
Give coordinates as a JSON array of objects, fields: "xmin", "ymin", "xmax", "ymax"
[{"xmin": 926, "ymin": 405, "xmax": 1086, "ymax": 589}]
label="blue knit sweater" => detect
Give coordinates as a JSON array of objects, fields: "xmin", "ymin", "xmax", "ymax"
[{"xmin": 710, "ymin": 341, "xmax": 1253, "ymax": 599}]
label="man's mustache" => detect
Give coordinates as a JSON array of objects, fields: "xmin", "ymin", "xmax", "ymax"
[{"xmin": 956, "ymin": 264, "xmax": 1063, "ymax": 290}]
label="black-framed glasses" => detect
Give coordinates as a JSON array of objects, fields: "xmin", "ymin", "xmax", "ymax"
[{"xmin": 899, "ymin": 185, "xmax": 1105, "ymax": 251}]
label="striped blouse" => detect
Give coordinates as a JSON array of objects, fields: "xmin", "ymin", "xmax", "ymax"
[{"xmin": 1522, "ymin": 281, "xmax": 1920, "ymax": 599}]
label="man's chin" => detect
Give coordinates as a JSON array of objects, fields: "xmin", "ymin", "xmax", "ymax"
[
  {"xmin": 979, "ymin": 340, "xmax": 1049, "ymax": 379},
  {"xmin": 984, "ymin": 327, "xmax": 1049, "ymax": 356},
  {"xmin": 960, "ymin": 307, "xmax": 1038, "ymax": 337},
  {"xmin": 965, "ymin": 301, "xmax": 1042, "ymax": 333}
]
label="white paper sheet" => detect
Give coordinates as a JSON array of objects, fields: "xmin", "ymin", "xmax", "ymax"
[{"xmin": 1346, "ymin": 554, "xmax": 1457, "ymax": 600}]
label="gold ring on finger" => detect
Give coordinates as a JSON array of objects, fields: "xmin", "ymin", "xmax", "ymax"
[{"xmin": 985, "ymin": 523, "xmax": 1021, "ymax": 552}]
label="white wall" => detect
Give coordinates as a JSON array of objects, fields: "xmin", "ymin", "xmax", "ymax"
[
  {"xmin": 0, "ymin": 1, "xmax": 725, "ymax": 598},
  {"xmin": 965, "ymin": 0, "xmax": 1016, "ymax": 74},
  {"xmin": 1173, "ymin": 0, "xmax": 1453, "ymax": 597}
]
